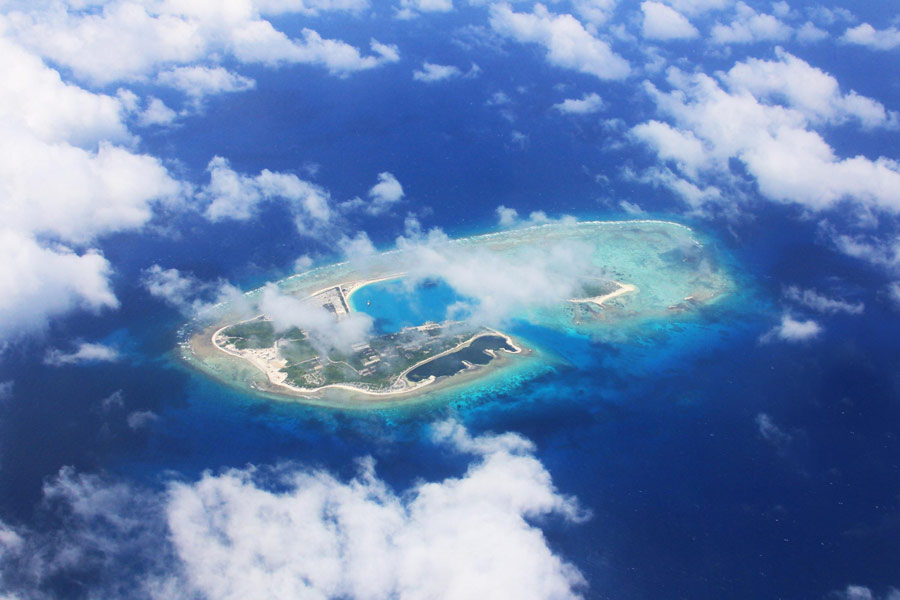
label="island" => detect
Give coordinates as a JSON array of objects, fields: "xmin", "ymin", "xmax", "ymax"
[{"xmin": 180, "ymin": 220, "xmax": 731, "ymax": 406}]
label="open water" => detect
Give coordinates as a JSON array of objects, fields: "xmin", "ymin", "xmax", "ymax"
[{"xmin": 1, "ymin": 4, "xmax": 899, "ymax": 595}]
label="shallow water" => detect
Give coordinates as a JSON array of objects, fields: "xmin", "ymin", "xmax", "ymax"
[
  {"xmin": 186, "ymin": 220, "xmax": 733, "ymax": 405},
  {"xmin": 348, "ymin": 279, "xmax": 465, "ymax": 334}
]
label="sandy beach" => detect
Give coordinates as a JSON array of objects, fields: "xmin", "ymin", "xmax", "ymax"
[
  {"xmin": 211, "ymin": 315, "xmax": 523, "ymax": 399},
  {"xmin": 569, "ymin": 281, "xmax": 638, "ymax": 307},
  {"xmin": 184, "ymin": 219, "xmax": 731, "ymax": 407}
]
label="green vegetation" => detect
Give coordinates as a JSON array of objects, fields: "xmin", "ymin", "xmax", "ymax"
[
  {"xmin": 221, "ymin": 319, "xmax": 276, "ymax": 349},
  {"xmin": 220, "ymin": 317, "xmax": 490, "ymax": 391},
  {"xmin": 578, "ymin": 280, "xmax": 618, "ymax": 298},
  {"xmin": 281, "ymin": 339, "xmax": 317, "ymax": 364},
  {"xmin": 274, "ymin": 326, "xmax": 483, "ymax": 390}
]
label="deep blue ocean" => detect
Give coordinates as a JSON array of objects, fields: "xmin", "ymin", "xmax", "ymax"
[{"xmin": 1, "ymin": 2, "xmax": 899, "ymax": 598}]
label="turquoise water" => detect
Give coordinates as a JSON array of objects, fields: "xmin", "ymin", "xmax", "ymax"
[{"xmin": 348, "ymin": 279, "xmax": 467, "ymax": 334}]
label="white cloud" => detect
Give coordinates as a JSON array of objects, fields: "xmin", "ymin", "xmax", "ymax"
[
  {"xmin": 571, "ymin": 0, "xmax": 617, "ymax": 26},
  {"xmin": 721, "ymin": 48, "xmax": 898, "ymax": 129},
  {"xmin": 641, "ymin": 1, "xmax": 698, "ymax": 40},
  {"xmin": 259, "ymin": 283, "xmax": 374, "ymax": 353},
  {"xmin": 844, "ymin": 587, "xmax": 877, "ymax": 600},
  {"xmin": 770, "ymin": 1, "xmax": 790, "ymax": 19},
  {"xmin": 489, "ymin": 3, "xmax": 630, "ymax": 80},
  {"xmin": 554, "ymin": 92, "xmax": 604, "ymax": 114},
  {"xmin": 142, "ymin": 265, "xmax": 203, "ymax": 310},
  {"xmin": 234, "ymin": 29, "xmax": 399, "ymax": 76},
  {"xmin": 142, "ymin": 264, "xmax": 247, "ymax": 316},
  {"xmin": 256, "ymin": 0, "xmax": 371, "ymax": 17},
  {"xmin": 889, "ymin": 282, "xmax": 900, "ymax": 309},
  {"xmin": 743, "ymin": 132, "xmax": 900, "ymax": 212},
  {"xmin": 806, "ymin": 6, "xmax": 855, "ymax": 26},
  {"xmin": 1, "ymin": 2, "xmax": 199, "ymax": 85},
  {"xmin": 842, "ymin": 24, "xmax": 900, "ymax": 51},
  {"xmin": 487, "ymin": 91, "xmax": 512, "ymax": 106},
  {"xmin": 201, "ymin": 156, "xmax": 266, "ymax": 221},
  {"xmin": 157, "ymin": 65, "xmax": 256, "ymax": 102},
  {"xmin": 496, "ymin": 205, "xmax": 520, "ymax": 228},
  {"xmin": 495, "ymin": 206, "xmax": 578, "ymax": 229},
  {"xmin": 293, "ymin": 254, "xmax": 315, "ymax": 272},
  {"xmin": 1, "ymin": 2, "xmax": 397, "ymax": 86},
  {"xmin": 413, "ymin": 62, "xmax": 462, "ymax": 82},
  {"xmin": 634, "ymin": 55, "xmax": 900, "ymax": 216},
  {"xmin": 0, "ymin": 466, "xmax": 174, "ymax": 599},
  {"xmin": 199, "ymin": 156, "xmax": 336, "ymax": 238},
  {"xmin": 3, "ymin": 423, "xmax": 588, "ymax": 599},
  {"xmin": 831, "ymin": 586, "xmax": 900, "ymax": 600},
  {"xmin": 0, "ymin": 36, "xmax": 130, "ymax": 147},
  {"xmin": 618, "ymin": 200, "xmax": 645, "ymax": 214},
  {"xmin": 166, "ymin": 421, "xmax": 587, "ymax": 600},
  {"xmin": 660, "ymin": 0, "xmax": 732, "ymax": 16},
  {"xmin": 760, "ymin": 314, "xmax": 823, "ymax": 343},
  {"xmin": 137, "ymin": 97, "xmax": 178, "ymax": 126},
  {"xmin": 796, "ymin": 21, "xmax": 828, "ymax": 43},
  {"xmin": 711, "ymin": 1, "xmax": 791, "ymax": 44},
  {"xmin": 0, "ymin": 230, "xmax": 119, "ymax": 338},
  {"xmin": 100, "ymin": 389, "xmax": 125, "ymax": 411},
  {"xmin": 339, "ymin": 231, "xmax": 378, "ymax": 263},
  {"xmin": 630, "ymin": 120, "xmax": 709, "ymax": 178},
  {"xmin": 1, "ymin": 137, "xmax": 184, "ymax": 244},
  {"xmin": 830, "ymin": 233, "xmax": 900, "ymax": 269},
  {"xmin": 783, "ymin": 286, "xmax": 864, "ymax": 315},
  {"xmin": 366, "ymin": 172, "xmax": 405, "ymax": 214},
  {"xmin": 396, "ymin": 223, "xmax": 590, "ymax": 326},
  {"xmin": 44, "ymin": 342, "xmax": 120, "ymax": 366},
  {"xmin": 396, "ymin": 0, "xmax": 453, "ymax": 19},
  {"xmin": 0, "ymin": 37, "xmax": 188, "ymax": 339},
  {"xmin": 0, "ymin": 37, "xmax": 185, "ymax": 337},
  {"xmin": 624, "ymin": 166, "xmax": 722, "ymax": 212},
  {"xmin": 0, "ymin": 36, "xmax": 185, "ymax": 245},
  {"xmin": 511, "ymin": 130, "xmax": 529, "ymax": 147}
]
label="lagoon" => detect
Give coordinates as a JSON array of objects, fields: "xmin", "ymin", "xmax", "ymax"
[{"xmin": 348, "ymin": 278, "xmax": 468, "ymax": 334}]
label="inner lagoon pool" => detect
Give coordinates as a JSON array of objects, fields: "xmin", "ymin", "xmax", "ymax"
[{"xmin": 348, "ymin": 278, "xmax": 468, "ymax": 334}]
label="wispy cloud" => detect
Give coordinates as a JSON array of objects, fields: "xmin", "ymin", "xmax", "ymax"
[
  {"xmin": 489, "ymin": 3, "xmax": 630, "ymax": 80},
  {"xmin": 760, "ymin": 314, "xmax": 823, "ymax": 343},
  {"xmin": 44, "ymin": 342, "xmax": 120, "ymax": 366},
  {"xmin": 783, "ymin": 286, "xmax": 864, "ymax": 315}
]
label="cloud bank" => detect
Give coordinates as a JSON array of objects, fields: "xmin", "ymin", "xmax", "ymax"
[
  {"xmin": 842, "ymin": 24, "xmax": 900, "ymax": 51},
  {"xmin": 0, "ymin": 31, "xmax": 186, "ymax": 339},
  {"xmin": 0, "ymin": 1, "xmax": 397, "ymax": 85},
  {"xmin": 632, "ymin": 49, "xmax": 900, "ymax": 216},
  {"xmin": 395, "ymin": 222, "xmax": 590, "ymax": 327},
  {"xmin": 142, "ymin": 264, "xmax": 247, "ymax": 316},
  {"xmin": 0, "ymin": 423, "xmax": 589, "ymax": 600},
  {"xmin": 200, "ymin": 156, "xmax": 336, "ymax": 238},
  {"xmin": 489, "ymin": 3, "xmax": 630, "ymax": 80}
]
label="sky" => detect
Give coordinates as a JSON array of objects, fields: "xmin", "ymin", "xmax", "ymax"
[{"xmin": 0, "ymin": 0, "xmax": 899, "ymax": 598}]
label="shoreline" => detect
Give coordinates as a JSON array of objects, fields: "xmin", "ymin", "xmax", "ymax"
[
  {"xmin": 569, "ymin": 281, "xmax": 638, "ymax": 307},
  {"xmin": 213, "ymin": 219, "xmax": 700, "ymax": 307},
  {"xmin": 213, "ymin": 318, "xmax": 524, "ymax": 399},
  {"xmin": 184, "ymin": 218, "xmax": 733, "ymax": 408}
]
